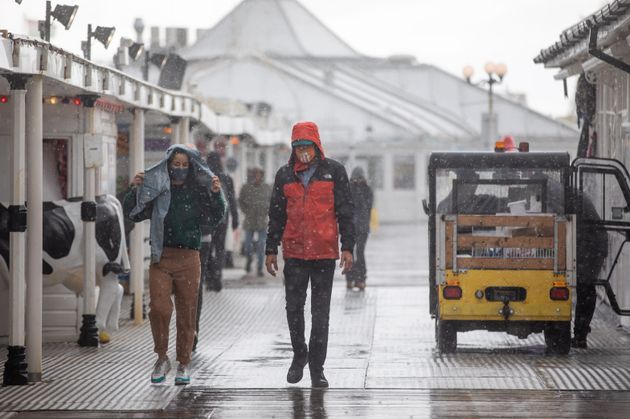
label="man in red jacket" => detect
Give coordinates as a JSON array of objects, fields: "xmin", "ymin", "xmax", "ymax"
[{"xmin": 265, "ymin": 121, "xmax": 355, "ymax": 388}]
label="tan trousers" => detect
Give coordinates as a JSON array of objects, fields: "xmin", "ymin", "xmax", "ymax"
[{"xmin": 148, "ymin": 247, "xmax": 201, "ymax": 365}]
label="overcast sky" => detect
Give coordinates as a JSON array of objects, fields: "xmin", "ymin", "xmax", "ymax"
[{"xmin": 2, "ymin": 0, "xmax": 609, "ymax": 118}]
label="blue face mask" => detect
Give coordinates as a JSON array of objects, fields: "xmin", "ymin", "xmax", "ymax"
[{"xmin": 169, "ymin": 167, "xmax": 189, "ymax": 182}]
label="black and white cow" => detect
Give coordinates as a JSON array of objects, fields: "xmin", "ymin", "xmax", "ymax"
[{"xmin": 0, "ymin": 195, "xmax": 130, "ymax": 336}]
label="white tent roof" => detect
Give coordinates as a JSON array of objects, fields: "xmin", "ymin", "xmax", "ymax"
[{"xmin": 182, "ymin": 0, "xmax": 360, "ymax": 60}]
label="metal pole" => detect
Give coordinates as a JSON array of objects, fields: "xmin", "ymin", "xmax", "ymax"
[
  {"xmin": 486, "ymin": 79, "xmax": 496, "ymax": 150},
  {"xmin": 86, "ymin": 24, "xmax": 92, "ymax": 61},
  {"xmin": 130, "ymin": 108, "xmax": 145, "ymax": 325},
  {"xmin": 45, "ymin": 1, "xmax": 51, "ymax": 42},
  {"xmin": 142, "ymin": 51, "xmax": 149, "ymax": 81},
  {"xmin": 25, "ymin": 75, "xmax": 43, "ymax": 381},
  {"xmin": 78, "ymin": 100, "xmax": 99, "ymax": 347},
  {"xmin": 3, "ymin": 75, "xmax": 28, "ymax": 386}
]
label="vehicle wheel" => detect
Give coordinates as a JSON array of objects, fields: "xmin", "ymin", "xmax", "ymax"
[
  {"xmin": 437, "ymin": 320, "xmax": 457, "ymax": 353},
  {"xmin": 544, "ymin": 321, "xmax": 571, "ymax": 355}
]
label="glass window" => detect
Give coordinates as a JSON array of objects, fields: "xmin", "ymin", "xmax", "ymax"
[
  {"xmin": 394, "ymin": 155, "xmax": 415, "ymax": 190},
  {"xmin": 356, "ymin": 155, "xmax": 384, "ymax": 189}
]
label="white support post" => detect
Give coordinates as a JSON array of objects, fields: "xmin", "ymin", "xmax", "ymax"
[
  {"xmin": 78, "ymin": 98, "xmax": 100, "ymax": 347},
  {"xmin": 264, "ymin": 146, "xmax": 274, "ymax": 185},
  {"xmin": 3, "ymin": 75, "xmax": 28, "ymax": 386},
  {"xmin": 179, "ymin": 116, "xmax": 190, "ymax": 145},
  {"xmin": 170, "ymin": 118, "xmax": 180, "ymax": 145},
  {"xmin": 130, "ymin": 108, "xmax": 145, "ymax": 325},
  {"xmin": 25, "ymin": 75, "xmax": 43, "ymax": 381},
  {"xmin": 83, "ymin": 167, "xmax": 96, "ymax": 315}
]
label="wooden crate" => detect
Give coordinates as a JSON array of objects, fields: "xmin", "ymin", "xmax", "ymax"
[{"xmin": 444, "ymin": 215, "xmax": 566, "ymax": 270}]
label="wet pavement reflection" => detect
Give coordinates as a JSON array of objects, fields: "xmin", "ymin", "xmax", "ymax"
[{"xmin": 4, "ymin": 224, "xmax": 630, "ymax": 417}]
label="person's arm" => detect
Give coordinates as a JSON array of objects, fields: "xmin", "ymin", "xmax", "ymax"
[
  {"xmin": 367, "ymin": 185, "xmax": 374, "ymax": 212},
  {"xmin": 200, "ymin": 181, "xmax": 227, "ymax": 233},
  {"xmin": 265, "ymin": 170, "xmax": 287, "ymax": 255},
  {"xmin": 334, "ymin": 165, "xmax": 356, "ymax": 253},
  {"xmin": 226, "ymin": 176, "xmax": 239, "ymax": 229},
  {"xmin": 122, "ymin": 186, "xmax": 153, "ymax": 222}
]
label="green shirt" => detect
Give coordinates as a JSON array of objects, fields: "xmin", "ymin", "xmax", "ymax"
[{"xmin": 163, "ymin": 183, "xmax": 204, "ymax": 250}]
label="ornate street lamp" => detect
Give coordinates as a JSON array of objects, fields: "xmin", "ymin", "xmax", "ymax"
[{"xmin": 463, "ymin": 62, "xmax": 508, "ymax": 150}]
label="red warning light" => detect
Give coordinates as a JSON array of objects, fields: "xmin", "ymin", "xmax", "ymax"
[
  {"xmin": 73, "ymin": 97, "xmax": 82, "ymax": 106},
  {"xmin": 0, "ymin": 96, "xmax": 8, "ymax": 104}
]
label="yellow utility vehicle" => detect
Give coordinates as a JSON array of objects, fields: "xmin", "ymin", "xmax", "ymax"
[{"xmin": 426, "ymin": 149, "xmax": 630, "ymax": 354}]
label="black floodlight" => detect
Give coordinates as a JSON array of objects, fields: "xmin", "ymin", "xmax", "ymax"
[
  {"xmin": 93, "ymin": 26, "xmax": 115, "ymax": 48},
  {"xmin": 84, "ymin": 24, "xmax": 116, "ymax": 60},
  {"xmin": 128, "ymin": 42, "xmax": 145, "ymax": 61},
  {"xmin": 42, "ymin": 1, "xmax": 79, "ymax": 42},
  {"xmin": 142, "ymin": 52, "xmax": 167, "ymax": 81},
  {"xmin": 51, "ymin": 4, "xmax": 78, "ymax": 30}
]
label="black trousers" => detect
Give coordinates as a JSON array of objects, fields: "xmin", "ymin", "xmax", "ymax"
[
  {"xmin": 202, "ymin": 221, "xmax": 228, "ymax": 286},
  {"xmin": 574, "ymin": 259, "xmax": 604, "ymax": 339},
  {"xmin": 284, "ymin": 258, "xmax": 336, "ymax": 373},
  {"xmin": 347, "ymin": 232, "xmax": 368, "ymax": 283},
  {"xmin": 574, "ymin": 281, "xmax": 597, "ymax": 339}
]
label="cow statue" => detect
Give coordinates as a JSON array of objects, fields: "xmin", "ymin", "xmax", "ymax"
[{"xmin": 0, "ymin": 195, "xmax": 130, "ymax": 343}]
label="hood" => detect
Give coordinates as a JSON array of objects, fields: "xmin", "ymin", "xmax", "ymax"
[
  {"xmin": 144, "ymin": 144, "xmax": 217, "ymax": 195},
  {"xmin": 351, "ymin": 167, "xmax": 366, "ymax": 181},
  {"xmin": 289, "ymin": 121, "xmax": 325, "ymax": 167}
]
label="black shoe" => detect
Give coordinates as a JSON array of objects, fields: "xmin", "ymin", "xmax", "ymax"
[
  {"xmin": 310, "ymin": 371, "xmax": 329, "ymax": 388},
  {"xmin": 286, "ymin": 355, "xmax": 308, "ymax": 384},
  {"xmin": 245, "ymin": 257, "xmax": 252, "ymax": 273},
  {"xmin": 571, "ymin": 337, "xmax": 587, "ymax": 349},
  {"xmin": 257, "ymin": 270, "xmax": 264, "ymax": 277}
]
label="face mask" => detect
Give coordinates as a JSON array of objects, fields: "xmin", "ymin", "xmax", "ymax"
[
  {"xmin": 169, "ymin": 167, "xmax": 189, "ymax": 182},
  {"xmin": 297, "ymin": 149, "xmax": 314, "ymax": 164}
]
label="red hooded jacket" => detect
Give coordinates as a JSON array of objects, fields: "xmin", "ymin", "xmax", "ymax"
[{"xmin": 266, "ymin": 122, "xmax": 355, "ymax": 260}]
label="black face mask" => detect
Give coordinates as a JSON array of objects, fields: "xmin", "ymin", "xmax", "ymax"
[{"xmin": 169, "ymin": 167, "xmax": 189, "ymax": 182}]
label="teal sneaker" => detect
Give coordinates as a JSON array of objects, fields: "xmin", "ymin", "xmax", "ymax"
[
  {"xmin": 150, "ymin": 358, "xmax": 171, "ymax": 384},
  {"xmin": 174, "ymin": 363, "xmax": 190, "ymax": 385}
]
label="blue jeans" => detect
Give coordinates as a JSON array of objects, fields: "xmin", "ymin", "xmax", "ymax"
[{"xmin": 244, "ymin": 229, "xmax": 267, "ymax": 272}]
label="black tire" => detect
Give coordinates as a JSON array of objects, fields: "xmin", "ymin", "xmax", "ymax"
[
  {"xmin": 437, "ymin": 320, "xmax": 457, "ymax": 353},
  {"xmin": 544, "ymin": 321, "xmax": 571, "ymax": 355}
]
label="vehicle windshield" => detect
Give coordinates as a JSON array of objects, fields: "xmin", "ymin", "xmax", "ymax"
[{"xmin": 436, "ymin": 167, "xmax": 565, "ymax": 215}]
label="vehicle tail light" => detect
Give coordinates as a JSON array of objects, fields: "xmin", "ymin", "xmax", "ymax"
[
  {"xmin": 443, "ymin": 285, "xmax": 462, "ymax": 300},
  {"xmin": 550, "ymin": 287, "xmax": 569, "ymax": 301}
]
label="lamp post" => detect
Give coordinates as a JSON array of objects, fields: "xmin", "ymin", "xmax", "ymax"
[
  {"xmin": 82, "ymin": 24, "xmax": 115, "ymax": 60},
  {"xmin": 463, "ymin": 62, "xmax": 508, "ymax": 150},
  {"xmin": 40, "ymin": 1, "xmax": 79, "ymax": 42}
]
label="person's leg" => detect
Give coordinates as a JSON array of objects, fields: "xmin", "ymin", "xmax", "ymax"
[
  {"xmin": 574, "ymin": 280, "xmax": 597, "ymax": 342},
  {"xmin": 256, "ymin": 229, "xmax": 267, "ymax": 275},
  {"xmin": 284, "ymin": 258, "xmax": 310, "ymax": 383},
  {"xmin": 214, "ymin": 222, "xmax": 228, "ymax": 283},
  {"xmin": 284, "ymin": 259, "xmax": 310, "ymax": 358},
  {"xmin": 244, "ymin": 229, "xmax": 254, "ymax": 273},
  {"xmin": 573, "ymin": 261, "xmax": 602, "ymax": 347},
  {"xmin": 199, "ymin": 241, "xmax": 212, "ymax": 289},
  {"xmin": 148, "ymin": 256, "xmax": 174, "ymax": 360},
  {"xmin": 308, "ymin": 259, "xmax": 336, "ymax": 375},
  {"xmin": 193, "ymin": 279, "xmax": 203, "ymax": 352},
  {"xmin": 355, "ymin": 233, "xmax": 368, "ymax": 288},
  {"xmin": 171, "ymin": 249, "xmax": 201, "ymax": 366}
]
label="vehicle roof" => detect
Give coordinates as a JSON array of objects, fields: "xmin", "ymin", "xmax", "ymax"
[{"xmin": 428, "ymin": 152, "xmax": 570, "ymax": 171}]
